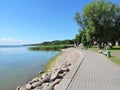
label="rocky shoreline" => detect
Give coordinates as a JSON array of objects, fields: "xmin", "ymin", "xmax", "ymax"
[
  {"xmin": 16, "ymin": 48, "xmax": 82, "ymax": 90},
  {"xmin": 16, "ymin": 62, "xmax": 71, "ymax": 90}
]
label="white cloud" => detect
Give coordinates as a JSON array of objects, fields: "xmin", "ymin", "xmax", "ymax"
[{"xmin": 0, "ymin": 37, "xmax": 26, "ymax": 45}]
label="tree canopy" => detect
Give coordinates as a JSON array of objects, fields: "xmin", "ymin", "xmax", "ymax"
[{"xmin": 74, "ymin": 0, "xmax": 120, "ymax": 48}]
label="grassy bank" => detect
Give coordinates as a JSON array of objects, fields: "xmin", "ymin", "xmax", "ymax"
[
  {"xmin": 109, "ymin": 46, "xmax": 120, "ymax": 52},
  {"xmin": 29, "ymin": 44, "xmax": 73, "ymax": 51},
  {"xmin": 36, "ymin": 52, "xmax": 62, "ymax": 77},
  {"xmin": 88, "ymin": 46, "xmax": 120, "ymax": 52},
  {"xmin": 109, "ymin": 56, "xmax": 120, "ymax": 65}
]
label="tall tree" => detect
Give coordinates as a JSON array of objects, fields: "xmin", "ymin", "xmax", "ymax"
[{"xmin": 74, "ymin": 0, "xmax": 120, "ymax": 48}]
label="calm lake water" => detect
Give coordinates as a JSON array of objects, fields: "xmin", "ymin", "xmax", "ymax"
[{"xmin": 0, "ymin": 46, "xmax": 59, "ymax": 90}]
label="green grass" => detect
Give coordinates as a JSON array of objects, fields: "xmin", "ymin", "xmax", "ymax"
[
  {"xmin": 29, "ymin": 44, "xmax": 73, "ymax": 51},
  {"xmin": 36, "ymin": 52, "xmax": 61, "ymax": 77},
  {"xmin": 109, "ymin": 56, "xmax": 120, "ymax": 65},
  {"xmin": 110, "ymin": 46, "xmax": 120, "ymax": 52},
  {"xmin": 88, "ymin": 45, "xmax": 120, "ymax": 52}
]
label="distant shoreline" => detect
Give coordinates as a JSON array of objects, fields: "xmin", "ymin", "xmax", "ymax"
[{"xmin": 28, "ymin": 44, "xmax": 74, "ymax": 51}]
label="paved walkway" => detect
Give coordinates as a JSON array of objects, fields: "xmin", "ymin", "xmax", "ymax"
[{"xmin": 55, "ymin": 49, "xmax": 120, "ymax": 90}]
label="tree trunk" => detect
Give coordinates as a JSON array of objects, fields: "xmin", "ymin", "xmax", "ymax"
[{"xmin": 98, "ymin": 42, "xmax": 102, "ymax": 49}]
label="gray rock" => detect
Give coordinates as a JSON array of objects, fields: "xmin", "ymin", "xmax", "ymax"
[
  {"xmin": 26, "ymin": 84, "xmax": 33, "ymax": 89},
  {"xmin": 32, "ymin": 81, "xmax": 42, "ymax": 88},
  {"xmin": 50, "ymin": 70, "xmax": 59, "ymax": 81},
  {"xmin": 42, "ymin": 86, "xmax": 53, "ymax": 90},
  {"xmin": 61, "ymin": 62, "xmax": 67, "ymax": 68},
  {"xmin": 29, "ymin": 77, "xmax": 39, "ymax": 84},
  {"xmin": 38, "ymin": 77, "xmax": 43, "ymax": 82},
  {"xmin": 42, "ymin": 73, "xmax": 47, "ymax": 79},
  {"xmin": 67, "ymin": 63, "xmax": 71, "ymax": 66},
  {"xmin": 42, "ymin": 74, "xmax": 51, "ymax": 83},
  {"xmin": 61, "ymin": 67, "xmax": 69, "ymax": 72},
  {"xmin": 19, "ymin": 85, "xmax": 27, "ymax": 90},
  {"xmin": 54, "ymin": 84, "xmax": 59, "ymax": 90},
  {"xmin": 33, "ymin": 86, "xmax": 43, "ymax": 90},
  {"xmin": 16, "ymin": 86, "xmax": 20, "ymax": 90},
  {"xmin": 42, "ymin": 83, "xmax": 49, "ymax": 87},
  {"xmin": 57, "ymin": 68, "xmax": 63, "ymax": 74},
  {"xmin": 49, "ymin": 79, "xmax": 62, "ymax": 87},
  {"xmin": 59, "ymin": 71, "xmax": 67, "ymax": 77},
  {"xmin": 32, "ymin": 77, "xmax": 39, "ymax": 82}
]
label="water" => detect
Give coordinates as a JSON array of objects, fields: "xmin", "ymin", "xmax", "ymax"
[{"xmin": 0, "ymin": 46, "xmax": 59, "ymax": 90}]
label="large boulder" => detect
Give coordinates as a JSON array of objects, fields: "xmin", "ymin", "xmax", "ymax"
[
  {"xmin": 19, "ymin": 85, "xmax": 27, "ymax": 90},
  {"xmin": 61, "ymin": 67, "xmax": 69, "ymax": 72},
  {"xmin": 42, "ymin": 83, "xmax": 49, "ymax": 88},
  {"xmin": 49, "ymin": 79, "xmax": 62, "ymax": 87},
  {"xmin": 50, "ymin": 70, "xmax": 59, "ymax": 81},
  {"xmin": 32, "ymin": 81, "xmax": 42, "ymax": 88},
  {"xmin": 16, "ymin": 86, "xmax": 20, "ymax": 90},
  {"xmin": 42, "ymin": 74, "xmax": 51, "ymax": 83},
  {"xmin": 42, "ymin": 86, "xmax": 53, "ymax": 90},
  {"xmin": 26, "ymin": 84, "xmax": 33, "ymax": 89},
  {"xmin": 33, "ymin": 86, "xmax": 43, "ymax": 90},
  {"xmin": 28, "ymin": 77, "xmax": 39, "ymax": 84},
  {"xmin": 59, "ymin": 71, "xmax": 68, "ymax": 77}
]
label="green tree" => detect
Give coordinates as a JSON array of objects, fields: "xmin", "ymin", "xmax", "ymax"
[
  {"xmin": 81, "ymin": 30, "xmax": 87, "ymax": 47},
  {"xmin": 74, "ymin": 0, "xmax": 120, "ymax": 48},
  {"xmin": 74, "ymin": 34, "xmax": 80, "ymax": 46}
]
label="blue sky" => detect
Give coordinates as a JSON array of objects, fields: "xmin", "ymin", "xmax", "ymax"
[{"xmin": 0, "ymin": 0, "xmax": 120, "ymax": 45}]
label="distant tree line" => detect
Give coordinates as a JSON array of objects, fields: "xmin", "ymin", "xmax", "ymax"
[
  {"xmin": 74, "ymin": 0, "xmax": 120, "ymax": 49},
  {"xmin": 26, "ymin": 39, "xmax": 74, "ymax": 46},
  {"xmin": 28, "ymin": 40, "xmax": 74, "ymax": 51},
  {"xmin": 40, "ymin": 40, "xmax": 74, "ymax": 45}
]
